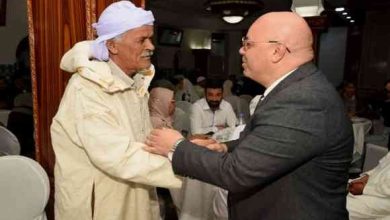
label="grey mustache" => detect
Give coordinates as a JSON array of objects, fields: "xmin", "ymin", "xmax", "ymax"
[{"xmin": 142, "ymin": 50, "xmax": 154, "ymax": 57}]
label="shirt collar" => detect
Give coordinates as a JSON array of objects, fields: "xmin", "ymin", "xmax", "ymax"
[
  {"xmin": 263, "ymin": 68, "xmax": 296, "ymax": 98},
  {"xmin": 200, "ymin": 98, "xmax": 221, "ymax": 111},
  {"xmin": 108, "ymin": 60, "xmax": 135, "ymax": 88}
]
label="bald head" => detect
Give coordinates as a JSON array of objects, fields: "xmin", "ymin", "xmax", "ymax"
[
  {"xmin": 240, "ymin": 12, "xmax": 314, "ymax": 87},
  {"xmin": 251, "ymin": 12, "xmax": 313, "ymax": 60}
]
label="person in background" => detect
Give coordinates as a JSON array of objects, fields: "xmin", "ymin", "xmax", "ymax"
[
  {"xmin": 347, "ymin": 152, "xmax": 390, "ymax": 220},
  {"xmin": 174, "ymin": 76, "xmax": 200, "ymax": 103},
  {"xmin": 148, "ymin": 85, "xmax": 181, "ymax": 220},
  {"xmin": 145, "ymin": 12, "xmax": 353, "ymax": 220},
  {"xmin": 190, "ymin": 78, "xmax": 237, "ymax": 135},
  {"xmin": 339, "ymin": 81, "xmax": 358, "ymax": 118},
  {"xmin": 149, "ymin": 87, "xmax": 176, "ymax": 129},
  {"xmin": 222, "ymin": 79, "xmax": 233, "ymax": 98},
  {"xmin": 193, "ymin": 76, "xmax": 206, "ymax": 98},
  {"xmin": 6, "ymin": 36, "xmax": 34, "ymax": 158},
  {"xmin": 50, "ymin": 2, "xmax": 181, "ymax": 220},
  {"xmin": 223, "ymin": 80, "xmax": 250, "ymax": 123}
]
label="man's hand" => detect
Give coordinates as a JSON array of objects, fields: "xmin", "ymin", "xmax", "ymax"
[
  {"xmin": 204, "ymin": 143, "xmax": 228, "ymax": 153},
  {"xmin": 348, "ymin": 174, "xmax": 369, "ymax": 195},
  {"xmin": 190, "ymin": 138, "xmax": 227, "ymax": 153},
  {"xmin": 190, "ymin": 137, "xmax": 216, "ymax": 147},
  {"xmin": 144, "ymin": 128, "xmax": 184, "ymax": 157}
]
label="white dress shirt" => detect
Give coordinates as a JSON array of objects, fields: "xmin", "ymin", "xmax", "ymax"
[
  {"xmin": 190, "ymin": 98, "xmax": 237, "ymax": 135},
  {"xmin": 263, "ymin": 68, "xmax": 296, "ymax": 98}
]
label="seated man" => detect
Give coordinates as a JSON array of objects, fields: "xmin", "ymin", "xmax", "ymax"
[
  {"xmin": 347, "ymin": 152, "xmax": 390, "ymax": 220},
  {"xmin": 190, "ymin": 79, "xmax": 237, "ymax": 135}
]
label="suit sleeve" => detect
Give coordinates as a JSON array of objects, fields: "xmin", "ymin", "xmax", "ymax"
[{"xmin": 173, "ymin": 94, "xmax": 327, "ymax": 193}]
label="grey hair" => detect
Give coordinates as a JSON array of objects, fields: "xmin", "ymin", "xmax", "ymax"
[{"xmin": 112, "ymin": 32, "xmax": 125, "ymax": 42}]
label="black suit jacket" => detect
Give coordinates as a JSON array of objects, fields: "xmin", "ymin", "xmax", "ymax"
[{"xmin": 172, "ymin": 62, "xmax": 353, "ymax": 220}]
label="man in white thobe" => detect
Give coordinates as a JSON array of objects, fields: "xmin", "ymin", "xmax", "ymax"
[{"xmin": 51, "ymin": 1, "xmax": 181, "ymax": 220}]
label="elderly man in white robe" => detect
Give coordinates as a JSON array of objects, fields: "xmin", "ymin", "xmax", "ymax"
[
  {"xmin": 347, "ymin": 152, "xmax": 390, "ymax": 220},
  {"xmin": 50, "ymin": 1, "xmax": 181, "ymax": 220}
]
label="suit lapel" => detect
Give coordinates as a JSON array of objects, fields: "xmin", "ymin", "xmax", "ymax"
[
  {"xmin": 260, "ymin": 62, "xmax": 317, "ymax": 106},
  {"xmin": 247, "ymin": 62, "xmax": 317, "ymax": 124},
  {"xmin": 239, "ymin": 62, "xmax": 318, "ymax": 140}
]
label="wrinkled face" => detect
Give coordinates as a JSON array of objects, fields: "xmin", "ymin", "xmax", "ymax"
[
  {"xmin": 108, "ymin": 25, "xmax": 154, "ymax": 75},
  {"xmin": 205, "ymin": 88, "xmax": 223, "ymax": 111}
]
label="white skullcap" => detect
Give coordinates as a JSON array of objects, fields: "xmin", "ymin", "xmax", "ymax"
[
  {"xmin": 196, "ymin": 76, "xmax": 206, "ymax": 83},
  {"xmin": 91, "ymin": 1, "xmax": 154, "ymax": 61}
]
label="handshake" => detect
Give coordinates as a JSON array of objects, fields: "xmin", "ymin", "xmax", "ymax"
[
  {"xmin": 189, "ymin": 134, "xmax": 228, "ymax": 153},
  {"xmin": 144, "ymin": 128, "xmax": 228, "ymax": 158}
]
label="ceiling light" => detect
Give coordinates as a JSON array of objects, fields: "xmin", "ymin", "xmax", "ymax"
[
  {"xmin": 294, "ymin": 6, "xmax": 322, "ymax": 17},
  {"xmin": 350, "ymin": 20, "xmax": 355, "ymax": 23},
  {"xmin": 291, "ymin": 0, "xmax": 324, "ymax": 17},
  {"xmin": 222, "ymin": 16, "xmax": 244, "ymax": 24},
  {"xmin": 342, "ymin": 12, "xmax": 348, "ymax": 15},
  {"xmin": 205, "ymin": 0, "xmax": 263, "ymax": 24},
  {"xmin": 346, "ymin": 16, "xmax": 351, "ymax": 19},
  {"xmin": 335, "ymin": 7, "xmax": 345, "ymax": 12}
]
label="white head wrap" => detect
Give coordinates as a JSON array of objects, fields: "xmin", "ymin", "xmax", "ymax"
[{"xmin": 91, "ymin": 1, "xmax": 154, "ymax": 61}]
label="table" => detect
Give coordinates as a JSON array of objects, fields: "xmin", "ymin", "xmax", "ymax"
[{"xmin": 352, "ymin": 117, "xmax": 372, "ymax": 154}]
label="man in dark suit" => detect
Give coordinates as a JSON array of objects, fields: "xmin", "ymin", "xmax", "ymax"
[{"xmin": 145, "ymin": 12, "xmax": 353, "ymax": 220}]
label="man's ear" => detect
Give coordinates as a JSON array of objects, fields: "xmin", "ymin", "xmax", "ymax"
[
  {"xmin": 271, "ymin": 44, "xmax": 287, "ymax": 63},
  {"xmin": 106, "ymin": 40, "xmax": 119, "ymax": 55}
]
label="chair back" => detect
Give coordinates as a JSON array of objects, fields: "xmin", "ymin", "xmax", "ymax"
[
  {"xmin": 0, "ymin": 109, "xmax": 11, "ymax": 126},
  {"xmin": 0, "ymin": 155, "xmax": 50, "ymax": 220},
  {"xmin": 176, "ymin": 101, "xmax": 193, "ymax": 113},
  {"xmin": 239, "ymin": 94, "xmax": 253, "ymax": 105},
  {"xmin": 0, "ymin": 126, "xmax": 20, "ymax": 155},
  {"xmin": 362, "ymin": 143, "xmax": 389, "ymax": 172},
  {"xmin": 173, "ymin": 107, "xmax": 191, "ymax": 137}
]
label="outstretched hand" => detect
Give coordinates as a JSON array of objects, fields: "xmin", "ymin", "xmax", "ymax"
[
  {"xmin": 190, "ymin": 138, "xmax": 227, "ymax": 153},
  {"xmin": 144, "ymin": 128, "xmax": 184, "ymax": 157}
]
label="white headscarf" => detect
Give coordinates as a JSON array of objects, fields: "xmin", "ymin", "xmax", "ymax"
[{"xmin": 91, "ymin": 1, "xmax": 154, "ymax": 61}]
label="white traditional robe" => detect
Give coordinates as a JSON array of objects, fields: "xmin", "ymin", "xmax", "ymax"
[
  {"xmin": 51, "ymin": 41, "xmax": 181, "ymax": 220},
  {"xmin": 347, "ymin": 152, "xmax": 390, "ymax": 220}
]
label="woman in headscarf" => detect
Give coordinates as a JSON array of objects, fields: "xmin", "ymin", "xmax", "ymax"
[{"xmin": 148, "ymin": 87, "xmax": 176, "ymax": 128}]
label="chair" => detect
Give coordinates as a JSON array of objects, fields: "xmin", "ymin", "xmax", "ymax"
[
  {"xmin": 362, "ymin": 143, "xmax": 389, "ymax": 172},
  {"xmin": 0, "ymin": 109, "xmax": 11, "ymax": 126},
  {"xmin": 224, "ymin": 95, "xmax": 240, "ymax": 115},
  {"xmin": 0, "ymin": 126, "xmax": 20, "ymax": 155},
  {"xmin": 239, "ymin": 94, "xmax": 253, "ymax": 105},
  {"xmin": 173, "ymin": 107, "xmax": 191, "ymax": 137},
  {"xmin": 0, "ymin": 155, "xmax": 50, "ymax": 220},
  {"xmin": 176, "ymin": 101, "xmax": 193, "ymax": 114}
]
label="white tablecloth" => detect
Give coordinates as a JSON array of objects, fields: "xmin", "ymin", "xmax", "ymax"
[{"xmin": 352, "ymin": 117, "xmax": 372, "ymax": 154}]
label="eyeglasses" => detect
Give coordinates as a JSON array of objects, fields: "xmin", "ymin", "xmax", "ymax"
[{"xmin": 241, "ymin": 36, "xmax": 291, "ymax": 53}]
